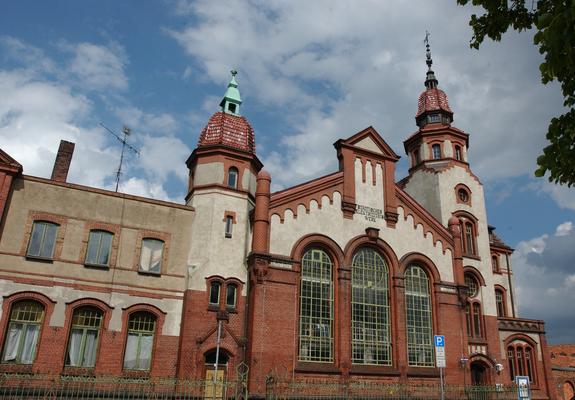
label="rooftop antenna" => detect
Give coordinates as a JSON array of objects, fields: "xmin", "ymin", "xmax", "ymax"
[{"xmin": 99, "ymin": 122, "xmax": 140, "ymax": 192}]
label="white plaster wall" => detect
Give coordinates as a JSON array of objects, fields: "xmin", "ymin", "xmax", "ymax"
[
  {"xmin": 187, "ymin": 188, "xmax": 252, "ymax": 293},
  {"xmin": 403, "ymin": 170, "xmax": 442, "ymax": 220},
  {"xmin": 354, "ymin": 158, "xmax": 384, "ymax": 210},
  {"xmin": 195, "ymin": 162, "xmax": 224, "ymax": 186},
  {"xmin": 269, "ymin": 190, "xmax": 453, "ymax": 281},
  {"xmin": 242, "ymin": 168, "xmax": 257, "ymax": 196},
  {"xmin": 0, "ymin": 280, "xmax": 183, "ymax": 336}
]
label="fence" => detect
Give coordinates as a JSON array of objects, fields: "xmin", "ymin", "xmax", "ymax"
[{"xmin": 0, "ymin": 373, "xmax": 519, "ymax": 400}]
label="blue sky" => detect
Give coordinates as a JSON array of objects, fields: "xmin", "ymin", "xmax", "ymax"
[{"xmin": 1, "ymin": 0, "xmax": 574, "ymax": 343}]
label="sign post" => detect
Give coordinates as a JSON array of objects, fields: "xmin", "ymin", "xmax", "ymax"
[
  {"xmin": 515, "ymin": 376, "xmax": 530, "ymax": 400},
  {"xmin": 434, "ymin": 335, "xmax": 446, "ymax": 400}
]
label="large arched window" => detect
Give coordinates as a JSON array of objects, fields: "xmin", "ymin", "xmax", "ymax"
[
  {"xmin": 66, "ymin": 307, "xmax": 103, "ymax": 367},
  {"xmin": 465, "ymin": 272, "xmax": 483, "ymax": 338},
  {"xmin": 124, "ymin": 312, "xmax": 156, "ymax": 371},
  {"xmin": 1, "ymin": 301, "xmax": 44, "ymax": 364},
  {"xmin": 508, "ymin": 342, "xmax": 537, "ymax": 384},
  {"xmin": 298, "ymin": 249, "xmax": 333, "ymax": 363},
  {"xmin": 405, "ymin": 265, "xmax": 434, "ymax": 366},
  {"xmin": 351, "ymin": 247, "xmax": 391, "ymax": 365}
]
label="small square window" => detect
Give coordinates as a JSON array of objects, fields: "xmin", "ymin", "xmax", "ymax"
[
  {"xmin": 139, "ymin": 238, "xmax": 164, "ymax": 274},
  {"xmin": 27, "ymin": 221, "xmax": 58, "ymax": 259}
]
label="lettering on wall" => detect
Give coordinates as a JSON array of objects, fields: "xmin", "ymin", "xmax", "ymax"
[{"xmin": 355, "ymin": 204, "xmax": 384, "ymax": 222}]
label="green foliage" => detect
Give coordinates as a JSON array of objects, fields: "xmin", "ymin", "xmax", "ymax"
[{"xmin": 457, "ymin": 0, "xmax": 575, "ymax": 186}]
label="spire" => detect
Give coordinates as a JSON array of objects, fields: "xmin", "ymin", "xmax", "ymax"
[
  {"xmin": 220, "ymin": 70, "xmax": 242, "ymax": 116},
  {"xmin": 424, "ymin": 31, "xmax": 438, "ymax": 90}
]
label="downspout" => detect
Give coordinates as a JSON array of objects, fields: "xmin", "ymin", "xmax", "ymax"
[{"xmin": 505, "ymin": 253, "xmax": 516, "ymax": 318}]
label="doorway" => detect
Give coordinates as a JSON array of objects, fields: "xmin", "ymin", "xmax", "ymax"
[
  {"xmin": 204, "ymin": 350, "xmax": 229, "ymax": 400},
  {"xmin": 470, "ymin": 361, "xmax": 488, "ymax": 385}
]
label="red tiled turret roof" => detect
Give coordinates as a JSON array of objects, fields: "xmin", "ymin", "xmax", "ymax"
[
  {"xmin": 416, "ymin": 87, "xmax": 452, "ymax": 117},
  {"xmin": 198, "ymin": 111, "xmax": 256, "ymax": 154}
]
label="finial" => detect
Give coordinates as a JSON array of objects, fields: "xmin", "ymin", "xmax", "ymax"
[
  {"xmin": 220, "ymin": 69, "xmax": 242, "ymax": 115},
  {"xmin": 231, "ymin": 69, "xmax": 237, "ymax": 77},
  {"xmin": 424, "ymin": 31, "xmax": 433, "ymax": 71}
]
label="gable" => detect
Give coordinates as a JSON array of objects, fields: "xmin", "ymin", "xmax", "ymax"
[
  {"xmin": 0, "ymin": 148, "xmax": 22, "ymax": 174},
  {"xmin": 355, "ymin": 136, "xmax": 383, "ymax": 154},
  {"xmin": 334, "ymin": 126, "xmax": 400, "ymax": 161}
]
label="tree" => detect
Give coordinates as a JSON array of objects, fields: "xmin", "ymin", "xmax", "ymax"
[{"xmin": 457, "ymin": 0, "xmax": 575, "ymax": 186}]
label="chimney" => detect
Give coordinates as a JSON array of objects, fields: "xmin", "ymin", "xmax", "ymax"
[{"xmin": 51, "ymin": 140, "xmax": 75, "ymax": 183}]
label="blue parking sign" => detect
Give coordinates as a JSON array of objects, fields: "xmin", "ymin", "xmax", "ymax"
[{"xmin": 434, "ymin": 335, "xmax": 445, "ymax": 347}]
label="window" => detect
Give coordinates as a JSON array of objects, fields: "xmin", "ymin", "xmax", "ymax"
[
  {"xmin": 227, "ymin": 167, "xmax": 238, "ymax": 188},
  {"xmin": 226, "ymin": 284, "xmax": 237, "ymax": 309},
  {"xmin": 458, "ymin": 188, "xmax": 470, "ymax": 204},
  {"xmin": 299, "ymin": 249, "xmax": 333, "ymax": 363},
  {"xmin": 27, "ymin": 221, "xmax": 58, "ymax": 259},
  {"xmin": 209, "ymin": 281, "xmax": 221, "ymax": 306},
  {"xmin": 124, "ymin": 312, "xmax": 156, "ymax": 371},
  {"xmin": 85, "ymin": 230, "xmax": 113, "ymax": 267},
  {"xmin": 428, "ymin": 114, "xmax": 440, "ymax": 123},
  {"xmin": 412, "ymin": 149, "xmax": 421, "ymax": 165},
  {"xmin": 496, "ymin": 289, "xmax": 506, "ymax": 317},
  {"xmin": 228, "ymin": 103, "xmax": 237, "ymax": 114},
  {"xmin": 508, "ymin": 343, "xmax": 537, "ymax": 384},
  {"xmin": 455, "ymin": 145, "xmax": 462, "ymax": 161},
  {"xmin": 465, "ymin": 273, "xmax": 478, "ymax": 298},
  {"xmin": 351, "ymin": 248, "xmax": 391, "ymax": 365},
  {"xmin": 461, "ymin": 220, "xmax": 477, "ymax": 256},
  {"xmin": 432, "ymin": 144, "xmax": 441, "ymax": 159},
  {"xmin": 225, "ymin": 216, "xmax": 233, "ymax": 238},
  {"xmin": 466, "ymin": 301, "xmax": 483, "ymax": 338},
  {"xmin": 405, "ymin": 265, "xmax": 434, "ymax": 367},
  {"xmin": 492, "ymin": 255, "xmax": 500, "ymax": 273},
  {"xmin": 1, "ymin": 301, "xmax": 44, "ymax": 364},
  {"xmin": 139, "ymin": 238, "xmax": 164, "ymax": 274},
  {"xmin": 66, "ymin": 307, "xmax": 103, "ymax": 367}
]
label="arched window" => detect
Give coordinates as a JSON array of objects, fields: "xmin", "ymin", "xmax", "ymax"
[
  {"xmin": 124, "ymin": 312, "xmax": 156, "ymax": 371},
  {"xmin": 432, "ymin": 144, "xmax": 441, "ymax": 159},
  {"xmin": 27, "ymin": 221, "xmax": 59, "ymax": 259},
  {"xmin": 209, "ymin": 281, "xmax": 221, "ymax": 306},
  {"xmin": 66, "ymin": 307, "xmax": 103, "ymax": 367},
  {"xmin": 464, "ymin": 273, "xmax": 483, "ymax": 338},
  {"xmin": 460, "ymin": 219, "xmax": 477, "ymax": 256},
  {"xmin": 508, "ymin": 342, "xmax": 537, "ymax": 384},
  {"xmin": 351, "ymin": 247, "xmax": 391, "ymax": 365},
  {"xmin": 85, "ymin": 230, "xmax": 113, "ymax": 267},
  {"xmin": 495, "ymin": 288, "xmax": 506, "ymax": 317},
  {"xmin": 1, "ymin": 301, "xmax": 44, "ymax": 364},
  {"xmin": 405, "ymin": 265, "xmax": 433, "ymax": 366},
  {"xmin": 226, "ymin": 284, "xmax": 237, "ymax": 309},
  {"xmin": 298, "ymin": 248, "xmax": 333, "ymax": 363},
  {"xmin": 227, "ymin": 167, "xmax": 239, "ymax": 188}
]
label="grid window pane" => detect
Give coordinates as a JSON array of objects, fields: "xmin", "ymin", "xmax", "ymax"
[
  {"xmin": 351, "ymin": 248, "xmax": 391, "ymax": 365},
  {"xmin": 86, "ymin": 231, "xmax": 113, "ymax": 266},
  {"xmin": 298, "ymin": 249, "xmax": 333, "ymax": 363},
  {"xmin": 139, "ymin": 239, "xmax": 164, "ymax": 274},
  {"xmin": 1, "ymin": 301, "xmax": 44, "ymax": 364},
  {"xmin": 66, "ymin": 307, "xmax": 103, "ymax": 367},
  {"xmin": 124, "ymin": 312, "xmax": 156, "ymax": 370},
  {"xmin": 27, "ymin": 221, "xmax": 58, "ymax": 258},
  {"xmin": 465, "ymin": 274, "xmax": 478, "ymax": 297},
  {"xmin": 405, "ymin": 265, "xmax": 434, "ymax": 366}
]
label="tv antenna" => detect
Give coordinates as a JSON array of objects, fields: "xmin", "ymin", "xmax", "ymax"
[{"xmin": 100, "ymin": 122, "xmax": 140, "ymax": 192}]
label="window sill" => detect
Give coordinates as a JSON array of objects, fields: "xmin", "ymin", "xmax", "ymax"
[
  {"xmin": 208, "ymin": 304, "xmax": 220, "ymax": 312},
  {"xmin": 406, "ymin": 367, "xmax": 439, "ymax": 377},
  {"xmin": 463, "ymin": 254, "xmax": 481, "ymax": 261},
  {"xmin": 0, "ymin": 363, "xmax": 34, "ymax": 374},
  {"xmin": 122, "ymin": 369, "xmax": 151, "ymax": 378},
  {"xmin": 62, "ymin": 366, "xmax": 96, "ymax": 376},
  {"xmin": 25, "ymin": 255, "xmax": 54, "ymax": 263},
  {"xmin": 295, "ymin": 362, "xmax": 340, "ymax": 374},
  {"xmin": 137, "ymin": 270, "xmax": 161, "ymax": 277},
  {"xmin": 84, "ymin": 263, "xmax": 110, "ymax": 270},
  {"xmin": 225, "ymin": 306, "xmax": 238, "ymax": 314},
  {"xmin": 349, "ymin": 365, "xmax": 400, "ymax": 376}
]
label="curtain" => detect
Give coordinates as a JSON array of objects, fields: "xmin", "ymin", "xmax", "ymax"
[
  {"xmin": 139, "ymin": 334, "xmax": 153, "ymax": 370},
  {"xmin": 83, "ymin": 330, "xmax": 98, "ymax": 367},
  {"xmin": 67, "ymin": 329, "xmax": 83, "ymax": 366},
  {"xmin": 2, "ymin": 324, "xmax": 22, "ymax": 361},
  {"xmin": 123, "ymin": 333, "xmax": 138, "ymax": 369},
  {"xmin": 20, "ymin": 324, "xmax": 40, "ymax": 364}
]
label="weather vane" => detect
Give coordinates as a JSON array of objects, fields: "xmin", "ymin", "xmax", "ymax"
[
  {"xmin": 99, "ymin": 122, "xmax": 140, "ymax": 192},
  {"xmin": 424, "ymin": 30, "xmax": 433, "ymax": 70}
]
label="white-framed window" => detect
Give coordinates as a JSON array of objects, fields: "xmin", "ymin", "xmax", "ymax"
[
  {"xmin": 432, "ymin": 144, "xmax": 441, "ymax": 159},
  {"xmin": 139, "ymin": 238, "xmax": 164, "ymax": 274},
  {"xmin": 405, "ymin": 265, "xmax": 434, "ymax": 367},
  {"xmin": 351, "ymin": 247, "xmax": 391, "ymax": 365},
  {"xmin": 227, "ymin": 167, "xmax": 238, "ymax": 188},
  {"xmin": 1, "ymin": 301, "xmax": 44, "ymax": 364},
  {"xmin": 226, "ymin": 284, "xmax": 237, "ymax": 309},
  {"xmin": 209, "ymin": 281, "xmax": 221, "ymax": 306},
  {"xmin": 225, "ymin": 216, "xmax": 233, "ymax": 238},
  {"xmin": 27, "ymin": 221, "xmax": 58, "ymax": 259},
  {"xmin": 85, "ymin": 230, "xmax": 113, "ymax": 267},
  {"xmin": 66, "ymin": 307, "xmax": 103, "ymax": 368},
  {"xmin": 299, "ymin": 249, "xmax": 333, "ymax": 363},
  {"xmin": 124, "ymin": 312, "xmax": 156, "ymax": 371}
]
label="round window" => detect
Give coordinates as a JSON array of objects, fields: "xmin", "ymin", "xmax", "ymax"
[
  {"xmin": 458, "ymin": 188, "xmax": 470, "ymax": 203},
  {"xmin": 464, "ymin": 273, "xmax": 478, "ymax": 297}
]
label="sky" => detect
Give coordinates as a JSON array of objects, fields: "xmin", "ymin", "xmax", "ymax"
[{"xmin": 0, "ymin": 0, "xmax": 573, "ymax": 343}]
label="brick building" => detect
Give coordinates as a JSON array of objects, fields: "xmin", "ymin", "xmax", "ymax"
[
  {"xmin": 550, "ymin": 345, "xmax": 575, "ymax": 400},
  {"xmin": 0, "ymin": 54, "xmax": 558, "ymax": 398}
]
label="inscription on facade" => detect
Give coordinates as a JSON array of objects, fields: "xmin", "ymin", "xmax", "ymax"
[{"xmin": 355, "ymin": 204, "xmax": 384, "ymax": 222}]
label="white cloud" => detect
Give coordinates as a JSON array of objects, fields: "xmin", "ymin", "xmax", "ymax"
[
  {"xmin": 555, "ymin": 221, "xmax": 573, "ymax": 236},
  {"xmin": 119, "ymin": 177, "xmax": 176, "ymax": 202}
]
